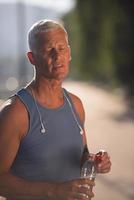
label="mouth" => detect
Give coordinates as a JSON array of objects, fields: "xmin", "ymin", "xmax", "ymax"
[{"xmin": 53, "ymin": 64, "xmax": 64, "ymax": 70}]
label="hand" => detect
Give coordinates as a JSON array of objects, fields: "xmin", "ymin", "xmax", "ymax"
[
  {"xmin": 96, "ymin": 150, "xmax": 111, "ymax": 173},
  {"xmin": 54, "ymin": 178, "xmax": 95, "ymax": 200}
]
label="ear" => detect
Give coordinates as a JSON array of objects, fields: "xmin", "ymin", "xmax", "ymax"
[{"xmin": 27, "ymin": 52, "xmax": 35, "ymax": 65}]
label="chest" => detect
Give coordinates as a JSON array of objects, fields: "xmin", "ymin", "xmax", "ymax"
[{"xmin": 19, "ymin": 107, "xmax": 84, "ymax": 163}]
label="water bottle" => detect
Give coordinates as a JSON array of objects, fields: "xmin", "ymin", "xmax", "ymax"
[{"xmin": 81, "ymin": 151, "xmax": 104, "ymax": 181}]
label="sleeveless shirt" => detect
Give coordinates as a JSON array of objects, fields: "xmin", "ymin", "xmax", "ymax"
[{"xmin": 11, "ymin": 88, "xmax": 84, "ymax": 182}]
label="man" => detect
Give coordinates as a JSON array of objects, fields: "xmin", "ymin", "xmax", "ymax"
[{"xmin": 0, "ymin": 19, "xmax": 111, "ymax": 200}]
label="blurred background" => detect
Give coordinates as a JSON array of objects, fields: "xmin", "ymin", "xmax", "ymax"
[{"xmin": 0, "ymin": 0, "xmax": 134, "ymax": 200}]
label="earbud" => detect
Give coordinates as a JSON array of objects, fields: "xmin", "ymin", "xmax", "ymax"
[
  {"xmin": 80, "ymin": 126, "xmax": 83, "ymax": 135},
  {"xmin": 41, "ymin": 123, "xmax": 46, "ymax": 134}
]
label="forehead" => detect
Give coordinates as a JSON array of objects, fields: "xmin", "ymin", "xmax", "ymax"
[{"xmin": 39, "ymin": 28, "xmax": 68, "ymax": 46}]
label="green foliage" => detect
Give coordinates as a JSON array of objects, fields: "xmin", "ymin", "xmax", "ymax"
[
  {"xmin": 64, "ymin": 0, "xmax": 118, "ymax": 84},
  {"xmin": 113, "ymin": 0, "xmax": 134, "ymax": 98},
  {"xmin": 63, "ymin": 9, "xmax": 83, "ymax": 79},
  {"xmin": 63, "ymin": 0, "xmax": 134, "ymax": 105}
]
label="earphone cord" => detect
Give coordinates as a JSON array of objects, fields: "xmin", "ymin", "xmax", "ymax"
[
  {"xmin": 30, "ymin": 87, "xmax": 45, "ymax": 132},
  {"xmin": 63, "ymin": 90, "xmax": 83, "ymax": 135},
  {"xmin": 30, "ymin": 87, "xmax": 83, "ymax": 135}
]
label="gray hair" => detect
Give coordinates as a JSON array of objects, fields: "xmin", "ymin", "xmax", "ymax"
[{"xmin": 28, "ymin": 19, "xmax": 67, "ymax": 52}]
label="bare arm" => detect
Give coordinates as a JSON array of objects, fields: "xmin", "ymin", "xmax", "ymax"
[
  {"xmin": 0, "ymin": 97, "xmax": 56, "ymax": 200},
  {"xmin": 69, "ymin": 93, "xmax": 111, "ymax": 173},
  {"xmin": 69, "ymin": 92, "xmax": 88, "ymax": 146},
  {"xmin": 0, "ymin": 97, "xmax": 94, "ymax": 200},
  {"xmin": 69, "ymin": 93, "xmax": 90, "ymax": 167},
  {"xmin": 0, "ymin": 173, "xmax": 56, "ymax": 200}
]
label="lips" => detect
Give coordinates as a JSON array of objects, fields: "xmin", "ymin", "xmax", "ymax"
[{"xmin": 53, "ymin": 64, "xmax": 64, "ymax": 69}]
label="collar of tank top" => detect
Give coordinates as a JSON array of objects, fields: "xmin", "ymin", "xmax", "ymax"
[{"xmin": 30, "ymin": 87, "xmax": 84, "ymax": 135}]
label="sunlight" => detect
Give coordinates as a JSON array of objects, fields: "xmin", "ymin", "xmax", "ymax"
[{"xmin": 0, "ymin": 0, "xmax": 76, "ymax": 13}]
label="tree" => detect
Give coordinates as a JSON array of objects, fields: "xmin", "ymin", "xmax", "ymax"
[{"xmin": 64, "ymin": 0, "xmax": 134, "ymax": 106}]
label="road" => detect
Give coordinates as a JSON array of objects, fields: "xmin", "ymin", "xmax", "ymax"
[
  {"xmin": 63, "ymin": 81, "xmax": 134, "ymax": 200},
  {"xmin": 1, "ymin": 81, "xmax": 134, "ymax": 200}
]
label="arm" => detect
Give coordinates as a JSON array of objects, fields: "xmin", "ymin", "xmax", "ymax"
[
  {"xmin": 69, "ymin": 93, "xmax": 111, "ymax": 173},
  {"xmin": 68, "ymin": 92, "xmax": 88, "ymax": 147},
  {"xmin": 0, "ymin": 173, "xmax": 56, "ymax": 200},
  {"xmin": 0, "ymin": 97, "xmax": 94, "ymax": 200},
  {"xmin": 0, "ymin": 97, "xmax": 57, "ymax": 200},
  {"xmin": 68, "ymin": 93, "xmax": 90, "ymax": 166}
]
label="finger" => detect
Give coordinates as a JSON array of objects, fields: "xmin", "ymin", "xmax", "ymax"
[
  {"xmin": 97, "ymin": 154, "xmax": 111, "ymax": 168},
  {"xmin": 77, "ymin": 181, "xmax": 95, "ymax": 199},
  {"xmin": 100, "ymin": 152, "xmax": 109, "ymax": 161},
  {"xmin": 98, "ymin": 161, "xmax": 111, "ymax": 170},
  {"xmin": 99, "ymin": 157, "xmax": 111, "ymax": 167},
  {"xmin": 97, "ymin": 162, "xmax": 112, "ymax": 173},
  {"xmin": 77, "ymin": 193, "xmax": 89, "ymax": 200},
  {"xmin": 78, "ymin": 178, "xmax": 95, "ymax": 187},
  {"xmin": 76, "ymin": 184, "xmax": 93, "ymax": 194},
  {"xmin": 98, "ymin": 167, "xmax": 111, "ymax": 173},
  {"xmin": 76, "ymin": 191, "xmax": 94, "ymax": 200},
  {"xmin": 96, "ymin": 150, "xmax": 110, "ymax": 167},
  {"xmin": 97, "ymin": 149, "xmax": 106, "ymax": 155},
  {"xmin": 97, "ymin": 150, "xmax": 109, "ymax": 159},
  {"xmin": 78, "ymin": 184, "xmax": 94, "ymax": 196},
  {"xmin": 98, "ymin": 158, "xmax": 111, "ymax": 168}
]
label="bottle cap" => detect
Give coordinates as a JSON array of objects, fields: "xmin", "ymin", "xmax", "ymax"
[{"xmin": 95, "ymin": 150, "xmax": 105, "ymax": 163}]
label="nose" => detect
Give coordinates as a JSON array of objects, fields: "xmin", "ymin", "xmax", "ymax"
[{"xmin": 51, "ymin": 48, "xmax": 61, "ymax": 61}]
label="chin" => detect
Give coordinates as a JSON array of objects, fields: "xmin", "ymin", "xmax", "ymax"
[
  {"xmin": 56, "ymin": 73, "xmax": 69, "ymax": 81},
  {"xmin": 53, "ymin": 69, "xmax": 69, "ymax": 80},
  {"xmin": 55, "ymin": 74, "xmax": 68, "ymax": 81}
]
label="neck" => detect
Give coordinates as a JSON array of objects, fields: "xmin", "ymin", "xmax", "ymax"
[
  {"xmin": 28, "ymin": 77, "xmax": 64, "ymax": 108},
  {"xmin": 33, "ymin": 77, "xmax": 63, "ymax": 95}
]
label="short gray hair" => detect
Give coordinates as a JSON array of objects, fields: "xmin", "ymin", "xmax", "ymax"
[{"xmin": 28, "ymin": 19, "xmax": 67, "ymax": 52}]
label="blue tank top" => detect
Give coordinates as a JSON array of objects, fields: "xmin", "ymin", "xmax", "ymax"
[{"xmin": 11, "ymin": 88, "xmax": 84, "ymax": 182}]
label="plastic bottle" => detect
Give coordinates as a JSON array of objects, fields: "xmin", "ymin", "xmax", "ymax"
[{"xmin": 81, "ymin": 151, "xmax": 104, "ymax": 181}]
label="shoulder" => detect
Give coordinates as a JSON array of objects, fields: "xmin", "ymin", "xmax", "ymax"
[
  {"xmin": 0, "ymin": 95, "xmax": 27, "ymax": 118},
  {"xmin": 0, "ymin": 95, "xmax": 29, "ymax": 139},
  {"xmin": 0, "ymin": 95, "xmax": 29, "ymax": 173},
  {"xmin": 67, "ymin": 91, "xmax": 85, "ymax": 125}
]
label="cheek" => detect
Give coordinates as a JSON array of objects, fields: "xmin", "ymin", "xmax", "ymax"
[
  {"xmin": 40, "ymin": 57, "xmax": 51, "ymax": 67},
  {"xmin": 67, "ymin": 51, "xmax": 71, "ymax": 62},
  {"xmin": 62, "ymin": 51, "xmax": 70, "ymax": 63},
  {"xmin": 67, "ymin": 47, "xmax": 71, "ymax": 60},
  {"xmin": 47, "ymin": 58, "xmax": 53, "ymax": 65}
]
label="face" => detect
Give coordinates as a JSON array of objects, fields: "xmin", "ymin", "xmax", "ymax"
[{"xmin": 28, "ymin": 28, "xmax": 71, "ymax": 81}]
